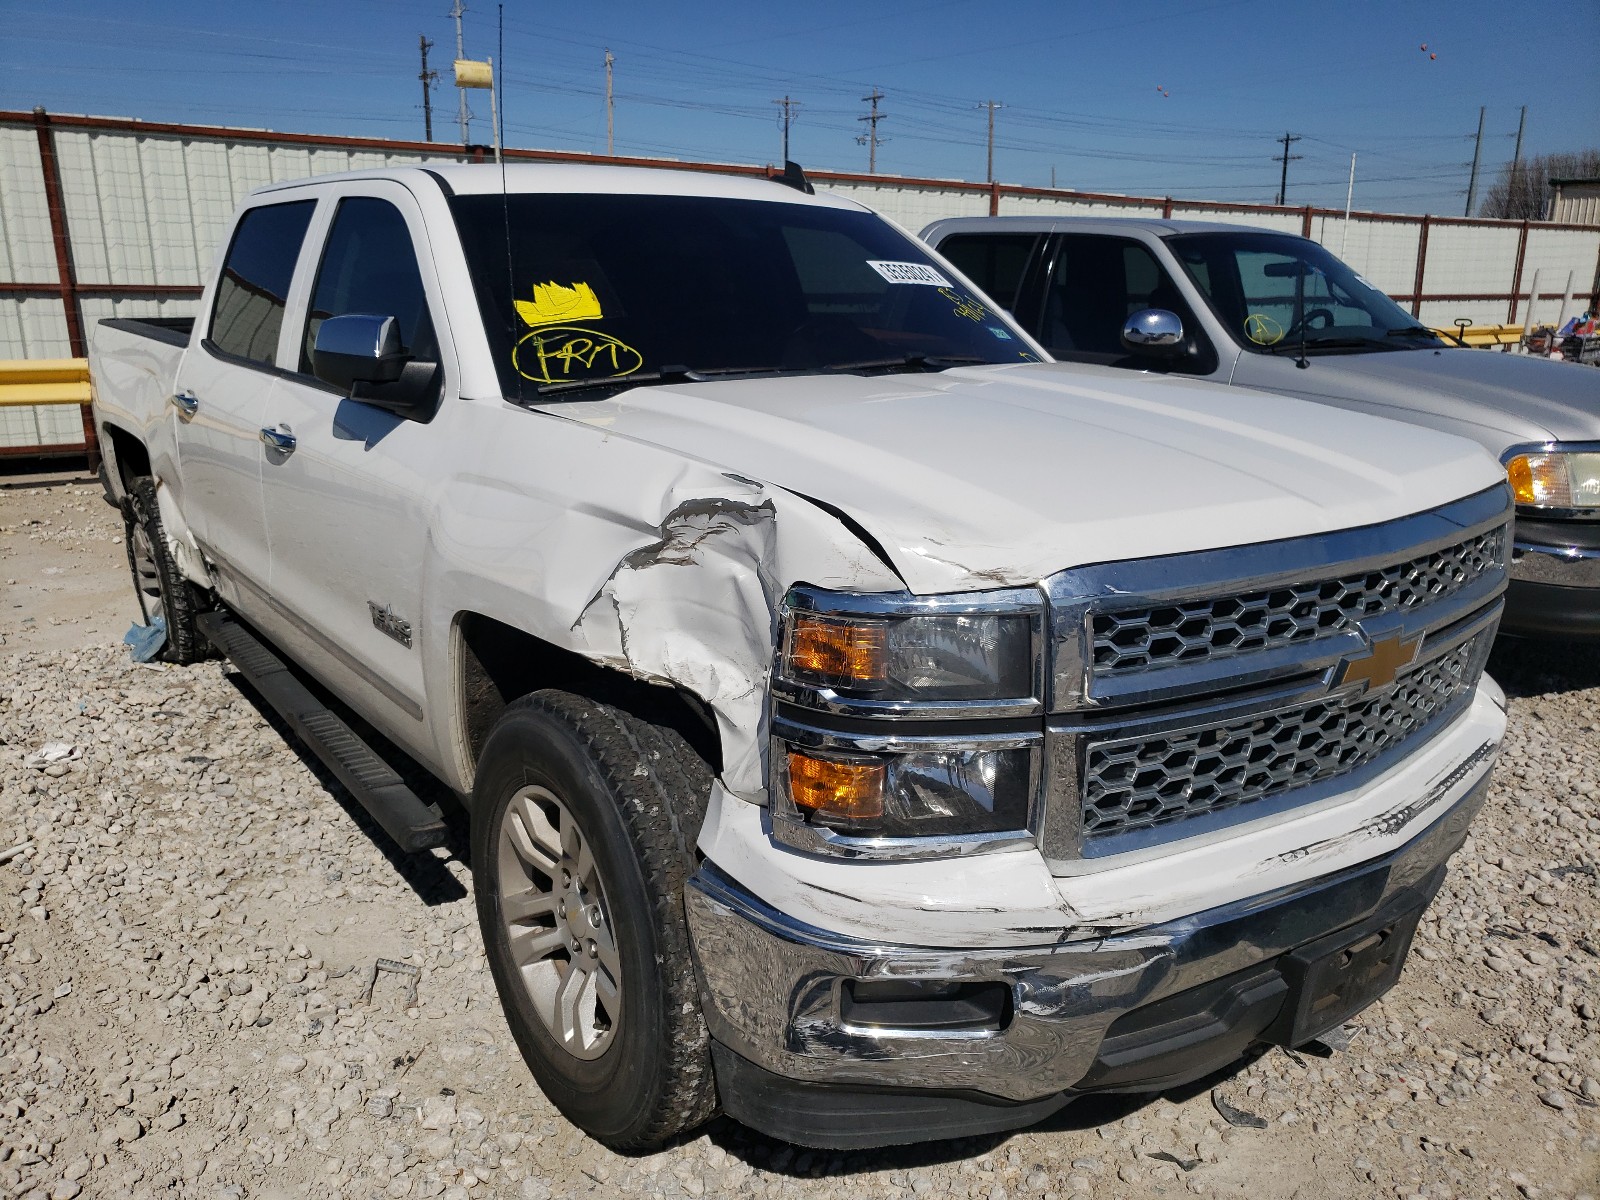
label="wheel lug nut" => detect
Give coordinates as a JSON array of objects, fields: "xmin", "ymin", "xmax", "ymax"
[
  {"xmin": 590, "ymin": 906, "xmax": 602, "ymax": 925},
  {"xmin": 558, "ymin": 902, "xmax": 567, "ymax": 918},
  {"xmin": 587, "ymin": 940, "xmax": 598, "ymax": 958}
]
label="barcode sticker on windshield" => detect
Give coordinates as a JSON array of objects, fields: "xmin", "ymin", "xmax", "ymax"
[{"xmin": 867, "ymin": 260, "xmax": 951, "ymax": 286}]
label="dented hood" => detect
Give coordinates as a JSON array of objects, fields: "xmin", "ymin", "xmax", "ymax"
[{"xmin": 548, "ymin": 362, "xmax": 1504, "ymax": 594}]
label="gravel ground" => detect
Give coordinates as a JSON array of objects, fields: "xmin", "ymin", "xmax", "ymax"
[{"xmin": 1, "ymin": 478, "xmax": 1597, "ymax": 1200}]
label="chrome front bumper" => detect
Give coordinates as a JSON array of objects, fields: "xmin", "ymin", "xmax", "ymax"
[
  {"xmin": 1510, "ymin": 539, "xmax": 1600, "ymax": 587},
  {"xmin": 686, "ymin": 772, "xmax": 1490, "ymax": 1111}
]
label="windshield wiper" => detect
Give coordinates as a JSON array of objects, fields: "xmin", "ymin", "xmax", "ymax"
[
  {"xmin": 1386, "ymin": 325, "xmax": 1444, "ymax": 342},
  {"xmin": 821, "ymin": 354, "xmax": 993, "ymax": 375},
  {"xmin": 1261, "ymin": 335, "xmax": 1386, "ymax": 354},
  {"xmin": 534, "ymin": 364, "xmax": 791, "ymax": 397}
]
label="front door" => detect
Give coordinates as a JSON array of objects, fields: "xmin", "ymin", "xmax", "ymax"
[{"xmin": 256, "ymin": 183, "xmax": 451, "ymax": 745}]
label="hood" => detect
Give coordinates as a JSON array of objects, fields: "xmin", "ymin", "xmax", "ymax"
[
  {"xmin": 1233, "ymin": 346, "xmax": 1600, "ymax": 452},
  {"xmin": 546, "ymin": 363, "xmax": 1505, "ymax": 594}
]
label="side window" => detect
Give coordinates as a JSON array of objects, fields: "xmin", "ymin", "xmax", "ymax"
[
  {"xmin": 935, "ymin": 234, "xmax": 1037, "ymax": 311},
  {"xmin": 300, "ymin": 197, "xmax": 437, "ymax": 374},
  {"xmin": 208, "ymin": 200, "xmax": 316, "ymax": 366},
  {"xmin": 1043, "ymin": 234, "xmax": 1211, "ymax": 372}
]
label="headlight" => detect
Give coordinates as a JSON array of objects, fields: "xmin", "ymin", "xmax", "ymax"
[
  {"xmin": 1505, "ymin": 449, "xmax": 1600, "ymax": 510},
  {"xmin": 780, "ymin": 599, "xmax": 1038, "ymax": 705},
  {"xmin": 771, "ymin": 586, "xmax": 1044, "ymax": 859}
]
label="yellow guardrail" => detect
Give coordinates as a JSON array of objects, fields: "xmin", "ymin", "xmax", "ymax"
[
  {"xmin": 0, "ymin": 358, "xmax": 91, "ymax": 406},
  {"xmin": 1429, "ymin": 324, "xmax": 1523, "ymax": 348}
]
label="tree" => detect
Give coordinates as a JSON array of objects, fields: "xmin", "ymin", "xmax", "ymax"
[{"xmin": 1480, "ymin": 149, "xmax": 1600, "ymax": 220}]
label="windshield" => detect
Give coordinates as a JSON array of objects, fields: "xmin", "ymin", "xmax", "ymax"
[
  {"xmin": 1165, "ymin": 231, "xmax": 1441, "ymax": 354},
  {"xmin": 448, "ymin": 192, "xmax": 1039, "ymax": 399}
]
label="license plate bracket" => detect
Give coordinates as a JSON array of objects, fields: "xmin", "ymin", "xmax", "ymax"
[{"xmin": 1267, "ymin": 893, "xmax": 1427, "ymax": 1047}]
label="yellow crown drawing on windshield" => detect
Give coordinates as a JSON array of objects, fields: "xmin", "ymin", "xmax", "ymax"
[{"xmin": 516, "ymin": 281, "xmax": 603, "ymax": 328}]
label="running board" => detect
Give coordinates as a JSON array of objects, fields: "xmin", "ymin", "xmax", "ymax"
[{"xmin": 196, "ymin": 612, "xmax": 448, "ymax": 853}]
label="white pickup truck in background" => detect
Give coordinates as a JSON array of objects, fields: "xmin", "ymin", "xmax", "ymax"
[{"xmin": 91, "ymin": 163, "xmax": 1512, "ymax": 1150}]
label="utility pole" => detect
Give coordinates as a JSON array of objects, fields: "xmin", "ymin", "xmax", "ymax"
[
  {"xmin": 979, "ymin": 100, "xmax": 1003, "ymax": 184},
  {"xmin": 451, "ymin": 0, "xmax": 470, "ymax": 144},
  {"xmin": 604, "ymin": 50, "xmax": 615, "ymax": 155},
  {"xmin": 857, "ymin": 88, "xmax": 886, "ymax": 174},
  {"xmin": 1512, "ymin": 105, "xmax": 1527, "ymax": 168},
  {"xmin": 1274, "ymin": 131, "xmax": 1302, "ymax": 206},
  {"xmin": 418, "ymin": 35, "xmax": 438, "ymax": 141},
  {"xmin": 1464, "ymin": 105, "xmax": 1486, "ymax": 217},
  {"xmin": 774, "ymin": 95, "xmax": 800, "ymax": 162}
]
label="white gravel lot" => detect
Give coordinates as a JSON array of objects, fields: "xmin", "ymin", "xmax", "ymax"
[{"xmin": 1, "ymin": 478, "xmax": 1597, "ymax": 1200}]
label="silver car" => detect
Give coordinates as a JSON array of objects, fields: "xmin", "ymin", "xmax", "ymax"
[{"xmin": 922, "ymin": 216, "xmax": 1600, "ymax": 639}]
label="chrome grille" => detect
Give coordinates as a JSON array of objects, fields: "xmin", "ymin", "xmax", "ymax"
[
  {"xmin": 1081, "ymin": 634, "xmax": 1487, "ymax": 841},
  {"xmin": 1090, "ymin": 526, "xmax": 1505, "ymax": 676}
]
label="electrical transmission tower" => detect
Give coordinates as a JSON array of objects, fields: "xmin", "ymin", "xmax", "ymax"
[
  {"xmin": 418, "ymin": 36, "xmax": 439, "ymax": 142},
  {"xmin": 774, "ymin": 95, "xmax": 801, "ymax": 162},
  {"xmin": 857, "ymin": 89, "xmax": 886, "ymax": 174},
  {"xmin": 979, "ymin": 100, "xmax": 1003, "ymax": 183},
  {"xmin": 1274, "ymin": 132, "xmax": 1302, "ymax": 205}
]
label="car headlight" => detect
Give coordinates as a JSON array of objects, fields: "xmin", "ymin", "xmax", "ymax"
[
  {"xmin": 780, "ymin": 603, "xmax": 1038, "ymax": 705},
  {"xmin": 1505, "ymin": 448, "xmax": 1600, "ymax": 511},
  {"xmin": 771, "ymin": 587, "xmax": 1044, "ymax": 859}
]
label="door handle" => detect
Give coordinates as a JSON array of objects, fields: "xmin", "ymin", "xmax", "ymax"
[
  {"xmin": 170, "ymin": 390, "xmax": 199, "ymax": 419},
  {"xmin": 259, "ymin": 425, "xmax": 296, "ymax": 454}
]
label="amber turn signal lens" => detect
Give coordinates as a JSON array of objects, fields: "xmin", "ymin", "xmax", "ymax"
[
  {"xmin": 788, "ymin": 615, "xmax": 887, "ymax": 685},
  {"xmin": 1506, "ymin": 453, "xmax": 1567, "ymax": 507},
  {"xmin": 786, "ymin": 751, "xmax": 885, "ymax": 823}
]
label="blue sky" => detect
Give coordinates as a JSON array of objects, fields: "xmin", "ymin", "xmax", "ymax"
[{"xmin": 4, "ymin": 0, "xmax": 1596, "ymax": 215}]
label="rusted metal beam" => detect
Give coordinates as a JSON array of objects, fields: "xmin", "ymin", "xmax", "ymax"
[
  {"xmin": 1411, "ymin": 216, "xmax": 1432, "ymax": 318},
  {"xmin": 0, "ymin": 282, "xmax": 204, "ymax": 297},
  {"xmin": 1508, "ymin": 220, "xmax": 1531, "ymax": 323}
]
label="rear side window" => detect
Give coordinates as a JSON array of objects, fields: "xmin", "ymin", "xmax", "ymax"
[
  {"xmin": 208, "ymin": 200, "xmax": 316, "ymax": 366},
  {"xmin": 935, "ymin": 233, "xmax": 1038, "ymax": 311},
  {"xmin": 300, "ymin": 197, "xmax": 437, "ymax": 373}
]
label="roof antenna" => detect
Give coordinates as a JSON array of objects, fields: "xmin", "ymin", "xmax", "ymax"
[{"xmin": 776, "ymin": 160, "xmax": 814, "ymax": 195}]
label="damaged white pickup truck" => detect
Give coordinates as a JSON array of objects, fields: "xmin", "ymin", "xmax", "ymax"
[{"xmin": 90, "ymin": 162, "xmax": 1514, "ymax": 1151}]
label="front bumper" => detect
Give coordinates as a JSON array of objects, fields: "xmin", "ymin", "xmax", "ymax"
[
  {"xmin": 1505, "ymin": 528, "xmax": 1600, "ymax": 638},
  {"xmin": 686, "ymin": 771, "xmax": 1490, "ymax": 1149}
]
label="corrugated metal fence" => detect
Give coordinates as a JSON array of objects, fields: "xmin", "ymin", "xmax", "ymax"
[{"xmin": 4, "ymin": 108, "xmax": 1599, "ymax": 456}]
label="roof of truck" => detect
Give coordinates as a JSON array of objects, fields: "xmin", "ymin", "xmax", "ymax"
[
  {"xmin": 920, "ymin": 215, "xmax": 1301, "ymax": 239},
  {"xmin": 251, "ymin": 162, "xmax": 863, "ymax": 209}
]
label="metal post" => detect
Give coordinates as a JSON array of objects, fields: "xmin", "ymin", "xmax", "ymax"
[
  {"xmin": 419, "ymin": 37, "xmax": 438, "ymax": 142},
  {"xmin": 605, "ymin": 50, "xmax": 614, "ymax": 156},
  {"xmin": 1340, "ymin": 153, "xmax": 1356, "ymax": 257},
  {"xmin": 31, "ymin": 107, "xmax": 97, "ymax": 471},
  {"xmin": 487, "ymin": 57, "xmax": 500, "ymax": 165},
  {"xmin": 1509, "ymin": 220, "xmax": 1530, "ymax": 322},
  {"xmin": 1411, "ymin": 215, "xmax": 1431, "ymax": 318},
  {"xmin": 451, "ymin": 0, "xmax": 470, "ymax": 144},
  {"xmin": 1556, "ymin": 270, "xmax": 1575, "ymax": 329},
  {"xmin": 1521, "ymin": 269, "xmax": 1542, "ymax": 338},
  {"xmin": 1464, "ymin": 106, "xmax": 1485, "ymax": 217}
]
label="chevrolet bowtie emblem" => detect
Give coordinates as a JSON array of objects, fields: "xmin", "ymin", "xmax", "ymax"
[{"xmin": 1336, "ymin": 631, "xmax": 1423, "ymax": 692}]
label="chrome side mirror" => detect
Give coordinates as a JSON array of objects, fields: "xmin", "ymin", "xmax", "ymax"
[
  {"xmin": 1121, "ymin": 309, "xmax": 1185, "ymax": 358},
  {"xmin": 311, "ymin": 313, "xmax": 410, "ymax": 391}
]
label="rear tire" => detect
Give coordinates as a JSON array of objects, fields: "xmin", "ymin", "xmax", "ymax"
[
  {"xmin": 471, "ymin": 690, "xmax": 718, "ymax": 1150},
  {"xmin": 122, "ymin": 475, "xmax": 210, "ymax": 664}
]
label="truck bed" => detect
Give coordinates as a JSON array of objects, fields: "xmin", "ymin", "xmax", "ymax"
[{"xmin": 89, "ymin": 317, "xmax": 194, "ymax": 467}]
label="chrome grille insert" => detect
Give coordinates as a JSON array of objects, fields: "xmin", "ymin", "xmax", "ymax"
[
  {"xmin": 1090, "ymin": 526, "xmax": 1505, "ymax": 677},
  {"xmin": 1080, "ymin": 634, "xmax": 1488, "ymax": 842}
]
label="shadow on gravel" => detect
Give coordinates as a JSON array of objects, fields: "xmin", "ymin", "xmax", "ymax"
[
  {"xmin": 1487, "ymin": 635, "xmax": 1600, "ymax": 700},
  {"xmin": 219, "ymin": 668, "xmax": 471, "ymax": 907},
  {"xmin": 700, "ymin": 1050, "xmax": 1265, "ymax": 1175}
]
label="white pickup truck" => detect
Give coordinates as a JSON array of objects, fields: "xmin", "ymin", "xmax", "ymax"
[{"xmin": 90, "ymin": 163, "xmax": 1513, "ymax": 1151}]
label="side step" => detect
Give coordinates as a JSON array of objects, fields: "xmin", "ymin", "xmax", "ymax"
[{"xmin": 196, "ymin": 612, "xmax": 448, "ymax": 853}]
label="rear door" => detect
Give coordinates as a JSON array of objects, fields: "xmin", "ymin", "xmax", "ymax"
[
  {"xmin": 172, "ymin": 197, "xmax": 318, "ymax": 605},
  {"xmin": 255, "ymin": 181, "xmax": 452, "ymax": 741}
]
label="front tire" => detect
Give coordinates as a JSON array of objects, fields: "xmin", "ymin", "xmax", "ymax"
[{"xmin": 471, "ymin": 690, "xmax": 718, "ymax": 1150}]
